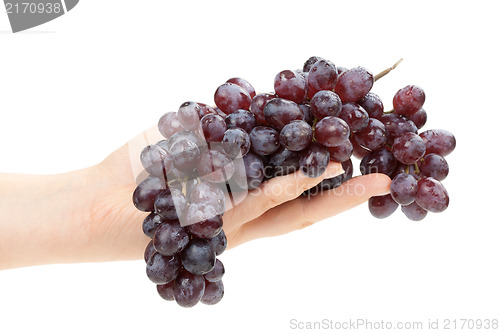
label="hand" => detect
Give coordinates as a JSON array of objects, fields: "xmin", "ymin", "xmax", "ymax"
[{"xmin": 0, "ymin": 127, "xmax": 391, "ymax": 270}]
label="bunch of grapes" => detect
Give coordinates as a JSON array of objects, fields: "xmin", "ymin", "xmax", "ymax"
[{"xmin": 132, "ymin": 56, "xmax": 455, "ymax": 307}]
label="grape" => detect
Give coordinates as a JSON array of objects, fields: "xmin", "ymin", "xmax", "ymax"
[
  {"xmin": 154, "ymin": 188, "xmax": 187, "ymax": 220},
  {"xmin": 334, "ymin": 67, "xmax": 374, "ymax": 103},
  {"xmin": 222, "ymin": 127, "xmax": 251, "ymax": 159},
  {"xmin": 204, "ymin": 259, "xmax": 225, "ymax": 282},
  {"xmin": 157, "ymin": 281, "xmax": 175, "ymax": 301},
  {"xmin": 201, "ymin": 280, "xmax": 224, "ymax": 305},
  {"xmin": 390, "ymin": 173, "xmax": 418, "ymax": 205},
  {"xmin": 327, "ymin": 139, "xmax": 353, "ymax": 163},
  {"xmin": 392, "ymin": 132, "xmax": 426, "ymax": 164},
  {"xmin": 225, "ymin": 109, "xmax": 256, "ymax": 133},
  {"xmin": 391, "ymin": 162, "xmax": 421, "ymax": 181},
  {"xmin": 280, "ymin": 120, "xmax": 313, "ymax": 151},
  {"xmin": 298, "ymin": 103, "xmax": 314, "ymax": 125},
  {"xmin": 358, "ymin": 92, "xmax": 384, "ymax": 119},
  {"xmin": 307, "ymin": 59, "xmax": 338, "ymax": 98},
  {"xmin": 158, "ymin": 112, "xmax": 184, "ymax": 139},
  {"xmin": 226, "ymin": 77, "xmax": 256, "ymax": 99},
  {"xmin": 336, "ymin": 66, "xmax": 348, "ymax": 75},
  {"xmin": 303, "ymin": 56, "xmax": 323, "ymax": 72},
  {"xmin": 242, "ymin": 152, "xmax": 265, "ymax": 190},
  {"xmin": 354, "ymin": 118, "xmax": 387, "ymax": 151},
  {"xmin": 214, "ymin": 83, "xmax": 252, "ymax": 114},
  {"xmin": 415, "ymin": 177, "xmax": 449, "ymax": 213},
  {"xmin": 211, "ymin": 229, "xmax": 227, "ymax": 256},
  {"xmin": 146, "ymin": 252, "xmax": 180, "ymax": 285},
  {"xmin": 140, "ymin": 145, "xmax": 171, "ymax": 179},
  {"xmin": 269, "ymin": 148, "xmax": 301, "ymax": 177},
  {"xmin": 299, "ymin": 143, "xmax": 330, "ymax": 178},
  {"xmin": 188, "ymin": 181, "xmax": 226, "ymax": 213},
  {"xmin": 197, "ymin": 103, "xmax": 218, "ymax": 118},
  {"xmin": 166, "ymin": 130, "xmax": 205, "ymax": 151},
  {"xmin": 144, "ymin": 240, "xmax": 156, "ymax": 263},
  {"xmin": 304, "ymin": 159, "xmax": 353, "ymax": 196},
  {"xmin": 380, "ymin": 113, "xmax": 418, "ymax": 144},
  {"xmin": 310, "ymin": 90, "xmax": 342, "ymax": 119},
  {"xmin": 263, "ymin": 98, "xmax": 304, "ymax": 130},
  {"xmin": 360, "ymin": 148, "xmax": 397, "ymax": 176},
  {"xmin": 418, "ymin": 153, "xmax": 449, "ymax": 181},
  {"xmin": 173, "ymin": 270, "xmax": 206, "ymax": 308},
  {"xmin": 197, "ymin": 148, "xmax": 235, "ymax": 183},
  {"xmin": 153, "ymin": 220, "xmax": 190, "ymax": 256},
  {"xmin": 315, "ymin": 116, "xmax": 350, "ymax": 147},
  {"xmin": 274, "ymin": 70, "xmax": 307, "ymax": 103},
  {"xmin": 401, "ymin": 202, "xmax": 427, "ymax": 221},
  {"xmin": 338, "ymin": 102, "xmax": 369, "ymax": 132},
  {"xmin": 419, "ymin": 129, "xmax": 456, "ymax": 156},
  {"xmin": 178, "ymin": 102, "xmax": 201, "ymax": 130},
  {"xmin": 187, "ymin": 214, "xmax": 223, "ymax": 239},
  {"xmin": 249, "ymin": 126, "xmax": 280, "ymax": 156},
  {"xmin": 250, "ymin": 93, "xmax": 275, "ymax": 125},
  {"xmin": 201, "ymin": 114, "xmax": 226, "ymax": 142},
  {"xmin": 142, "ymin": 212, "xmax": 163, "ymax": 239},
  {"xmin": 407, "ymin": 107, "xmax": 427, "ymax": 129},
  {"xmin": 169, "ymin": 138, "xmax": 201, "ymax": 171},
  {"xmin": 181, "ymin": 238, "xmax": 217, "ymax": 275},
  {"xmin": 351, "ymin": 137, "xmax": 370, "ymax": 159},
  {"xmin": 393, "ymin": 85, "xmax": 425, "ymax": 116},
  {"xmin": 133, "ymin": 176, "xmax": 167, "ymax": 212},
  {"xmin": 368, "ymin": 194, "xmax": 399, "ymax": 219}
]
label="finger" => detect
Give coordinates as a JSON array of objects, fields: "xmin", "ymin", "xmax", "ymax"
[
  {"xmin": 229, "ymin": 173, "xmax": 391, "ymax": 247},
  {"xmin": 223, "ymin": 162, "xmax": 344, "ymax": 232}
]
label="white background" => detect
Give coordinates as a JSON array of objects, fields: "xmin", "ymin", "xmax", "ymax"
[{"xmin": 1, "ymin": 1, "xmax": 499, "ymax": 332}]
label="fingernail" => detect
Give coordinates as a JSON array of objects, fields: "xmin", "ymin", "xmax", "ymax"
[{"xmin": 324, "ymin": 163, "xmax": 344, "ymax": 178}]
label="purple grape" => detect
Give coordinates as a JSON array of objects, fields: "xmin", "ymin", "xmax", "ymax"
[
  {"xmin": 351, "ymin": 137, "xmax": 371, "ymax": 159},
  {"xmin": 158, "ymin": 112, "xmax": 184, "ymax": 139},
  {"xmin": 169, "ymin": 137, "xmax": 201, "ymax": 171},
  {"xmin": 201, "ymin": 114, "xmax": 226, "ymax": 142},
  {"xmin": 419, "ymin": 129, "xmax": 456, "ymax": 156},
  {"xmin": 204, "ymin": 259, "xmax": 225, "ymax": 282},
  {"xmin": 263, "ymin": 98, "xmax": 304, "ymax": 130},
  {"xmin": 187, "ymin": 214, "xmax": 223, "ymax": 239},
  {"xmin": 188, "ymin": 181, "xmax": 226, "ymax": 213},
  {"xmin": 393, "ymin": 85, "xmax": 425, "ymax": 116},
  {"xmin": 274, "ymin": 70, "xmax": 307, "ymax": 103},
  {"xmin": 225, "ymin": 109, "xmax": 256, "ymax": 133},
  {"xmin": 354, "ymin": 118, "xmax": 387, "ymax": 151},
  {"xmin": 315, "ymin": 116, "xmax": 350, "ymax": 147},
  {"xmin": 250, "ymin": 93, "xmax": 275, "ymax": 125},
  {"xmin": 360, "ymin": 148, "xmax": 397, "ymax": 176},
  {"xmin": 280, "ymin": 120, "xmax": 313, "ymax": 152},
  {"xmin": 358, "ymin": 92, "xmax": 384, "ymax": 119},
  {"xmin": 173, "ymin": 270, "xmax": 205, "ymax": 308},
  {"xmin": 222, "ymin": 127, "xmax": 251, "ymax": 158},
  {"xmin": 249, "ymin": 126, "xmax": 280, "ymax": 156},
  {"xmin": 307, "ymin": 59, "xmax": 338, "ymax": 99},
  {"xmin": 299, "ymin": 143, "xmax": 330, "ymax": 178},
  {"xmin": 415, "ymin": 177, "xmax": 449, "ymax": 213},
  {"xmin": 418, "ymin": 153, "xmax": 449, "ymax": 181},
  {"xmin": 146, "ymin": 252, "xmax": 180, "ymax": 285},
  {"xmin": 154, "ymin": 188, "xmax": 187, "ymax": 220},
  {"xmin": 390, "ymin": 173, "xmax": 418, "ymax": 205},
  {"xmin": 214, "ymin": 82, "xmax": 252, "ymax": 114},
  {"xmin": 157, "ymin": 281, "xmax": 175, "ymax": 301},
  {"xmin": 142, "ymin": 212, "xmax": 163, "ymax": 239},
  {"xmin": 401, "ymin": 202, "xmax": 427, "ymax": 221},
  {"xmin": 197, "ymin": 103, "xmax": 218, "ymax": 118},
  {"xmin": 133, "ymin": 176, "xmax": 166, "ymax": 212},
  {"xmin": 303, "ymin": 56, "xmax": 324, "ymax": 72},
  {"xmin": 338, "ymin": 102, "xmax": 369, "ymax": 132},
  {"xmin": 178, "ymin": 102, "xmax": 201, "ymax": 130},
  {"xmin": 201, "ymin": 280, "xmax": 224, "ymax": 305},
  {"xmin": 153, "ymin": 220, "xmax": 190, "ymax": 256},
  {"xmin": 392, "ymin": 132, "xmax": 426, "ymax": 164},
  {"xmin": 144, "ymin": 240, "xmax": 156, "ymax": 263},
  {"xmin": 380, "ymin": 113, "xmax": 418, "ymax": 145},
  {"xmin": 226, "ymin": 77, "xmax": 256, "ymax": 98},
  {"xmin": 211, "ymin": 229, "xmax": 227, "ymax": 256},
  {"xmin": 181, "ymin": 238, "xmax": 216, "ymax": 275},
  {"xmin": 269, "ymin": 148, "xmax": 301, "ymax": 177},
  {"xmin": 335, "ymin": 67, "xmax": 374, "ymax": 103},
  {"xmin": 197, "ymin": 148, "xmax": 235, "ymax": 183},
  {"xmin": 298, "ymin": 103, "xmax": 314, "ymax": 125},
  {"xmin": 310, "ymin": 90, "xmax": 342, "ymax": 119},
  {"xmin": 368, "ymin": 194, "xmax": 399, "ymax": 219},
  {"xmin": 140, "ymin": 145, "xmax": 171, "ymax": 179},
  {"xmin": 242, "ymin": 152, "xmax": 265, "ymax": 190},
  {"xmin": 407, "ymin": 107, "xmax": 427, "ymax": 129},
  {"xmin": 328, "ymin": 139, "xmax": 353, "ymax": 163}
]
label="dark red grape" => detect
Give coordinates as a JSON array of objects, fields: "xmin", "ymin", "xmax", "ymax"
[
  {"xmin": 280, "ymin": 120, "xmax": 313, "ymax": 152},
  {"xmin": 204, "ymin": 259, "xmax": 225, "ymax": 282},
  {"xmin": 298, "ymin": 103, "xmax": 314, "ymax": 125},
  {"xmin": 401, "ymin": 202, "xmax": 427, "ymax": 221},
  {"xmin": 419, "ymin": 129, "xmax": 456, "ymax": 156},
  {"xmin": 380, "ymin": 113, "xmax": 418, "ymax": 144},
  {"xmin": 157, "ymin": 281, "xmax": 175, "ymax": 301},
  {"xmin": 358, "ymin": 92, "xmax": 384, "ymax": 119},
  {"xmin": 226, "ymin": 77, "xmax": 256, "ymax": 99},
  {"xmin": 133, "ymin": 176, "xmax": 166, "ymax": 212},
  {"xmin": 299, "ymin": 143, "xmax": 330, "ymax": 178},
  {"xmin": 225, "ymin": 109, "xmax": 256, "ymax": 133},
  {"xmin": 418, "ymin": 153, "xmax": 449, "ymax": 181},
  {"xmin": 140, "ymin": 144, "xmax": 171, "ymax": 179},
  {"xmin": 154, "ymin": 188, "xmax": 187, "ymax": 220},
  {"xmin": 351, "ymin": 137, "xmax": 371, "ymax": 159},
  {"xmin": 197, "ymin": 103, "xmax": 218, "ymax": 118},
  {"xmin": 201, "ymin": 114, "xmax": 226, "ymax": 142},
  {"xmin": 169, "ymin": 138, "xmax": 201, "ymax": 171},
  {"xmin": 310, "ymin": 90, "xmax": 342, "ymax": 119},
  {"xmin": 338, "ymin": 102, "xmax": 369, "ymax": 132},
  {"xmin": 187, "ymin": 214, "xmax": 223, "ymax": 239},
  {"xmin": 214, "ymin": 83, "xmax": 252, "ymax": 114},
  {"xmin": 334, "ymin": 67, "xmax": 373, "ymax": 103},
  {"xmin": 242, "ymin": 152, "xmax": 265, "ymax": 190},
  {"xmin": 416, "ymin": 177, "xmax": 449, "ymax": 213},
  {"xmin": 249, "ymin": 126, "xmax": 280, "ymax": 156},
  {"xmin": 390, "ymin": 173, "xmax": 418, "ymax": 205},
  {"xmin": 307, "ymin": 59, "xmax": 338, "ymax": 99},
  {"xmin": 201, "ymin": 280, "xmax": 224, "ymax": 305},
  {"xmin": 153, "ymin": 220, "xmax": 189, "ymax": 256},
  {"xmin": 178, "ymin": 102, "xmax": 201, "ymax": 130},
  {"xmin": 392, "ymin": 132, "xmax": 426, "ymax": 164},
  {"xmin": 274, "ymin": 70, "xmax": 307, "ymax": 103},
  {"xmin": 393, "ymin": 85, "xmax": 425, "ymax": 116},
  {"xmin": 222, "ymin": 127, "xmax": 251, "ymax": 158},
  {"xmin": 360, "ymin": 148, "xmax": 397, "ymax": 176},
  {"xmin": 327, "ymin": 139, "xmax": 353, "ymax": 163},
  {"xmin": 368, "ymin": 194, "xmax": 399, "ymax": 219},
  {"xmin": 269, "ymin": 148, "xmax": 301, "ymax": 177},
  {"xmin": 303, "ymin": 56, "xmax": 324, "ymax": 72},
  {"xmin": 211, "ymin": 229, "xmax": 227, "ymax": 256},
  {"xmin": 173, "ymin": 270, "xmax": 205, "ymax": 308},
  {"xmin": 336, "ymin": 66, "xmax": 348, "ymax": 75},
  {"xmin": 144, "ymin": 240, "xmax": 156, "ymax": 263},
  {"xmin": 354, "ymin": 118, "xmax": 387, "ymax": 151},
  {"xmin": 263, "ymin": 98, "xmax": 304, "ymax": 130},
  {"xmin": 250, "ymin": 93, "xmax": 275, "ymax": 125},
  {"xmin": 142, "ymin": 212, "xmax": 163, "ymax": 239},
  {"xmin": 407, "ymin": 107, "xmax": 427, "ymax": 129},
  {"xmin": 315, "ymin": 116, "xmax": 350, "ymax": 147},
  {"xmin": 146, "ymin": 252, "xmax": 180, "ymax": 285},
  {"xmin": 158, "ymin": 112, "xmax": 184, "ymax": 139},
  {"xmin": 181, "ymin": 238, "xmax": 216, "ymax": 275}
]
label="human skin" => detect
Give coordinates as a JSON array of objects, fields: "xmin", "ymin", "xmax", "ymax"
[{"xmin": 0, "ymin": 127, "xmax": 391, "ymax": 270}]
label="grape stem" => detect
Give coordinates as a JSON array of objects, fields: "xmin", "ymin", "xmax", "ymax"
[
  {"xmin": 374, "ymin": 58, "xmax": 404, "ymax": 82},
  {"xmin": 413, "ymin": 162, "xmax": 420, "ymax": 174}
]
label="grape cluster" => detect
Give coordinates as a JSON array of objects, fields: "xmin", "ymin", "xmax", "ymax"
[{"xmin": 132, "ymin": 56, "xmax": 455, "ymax": 307}]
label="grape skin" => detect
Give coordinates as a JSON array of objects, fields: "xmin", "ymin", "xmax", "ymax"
[
  {"xmin": 173, "ymin": 270, "xmax": 206, "ymax": 308},
  {"xmin": 299, "ymin": 143, "xmax": 330, "ymax": 178},
  {"xmin": 307, "ymin": 59, "xmax": 338, "ymax": 99},
  {"xmin": 201, "ymin": 114, "xmax": 227, "ymax": 142},
  {"xmin": 133, "ymin": 176, "xmax": 167, "ymax": 212},
  {"xmin": 214, "ymin": 82, "xmax": 252, "ymax": 114},
  {"xmin": 419, "ymin": 129, "xmax": 456, "ymax": 156},
  {"xmin": 226, "ymin": 77, "xmax": 256, "ymax": 99},
  {"xmin": 358, "ymin": 92, "xmax": 384, "ymax": 119},
  {"xmin": 157, "ymin": 281, "xmax": 175, "ymax": 301},
  {"xmin": 181, "ymin": 238, "xmax": 217, "ymax": 275},
  {"xmin": 354, "ymin": 118, "xmax": 387, "ymax": 151},
  {"xmin": 368, "ymin": 194, "xmax": 399, "ymax": 219},
  {"xmin": 315, "ymin": 116, "xmax": 350, "ymax": 147},
  {"xmin": 263, "ymin": 98, "xmax": 304, "ymax": 130},
  {"xmin": 360, "ymin": 148, "xmax": 397, "ymax": 176},
  {"xmin": 393, "ymin": 85, "xmax": 425, "ymax": 116},
  {"xmin": 418, "ymin": 153, "xmax": 449, "ymax": 181},
  {"xmin": 310, "ymin": 90, "xmax": 342, "ymax": 120},
  {"xmin": 392, "ymin": 132, "xmax": 426, "ymax": 165},
  {"xmin": 249, "ymin": 126, "xmax": 281, "ymax": 156},
  {"xmin": 178, "ymin": 102, "xmax": 201, "ymax": 130},
  {"xmin": 274, "ymin": 70, "xmax": 307, "ymax": 103},
  {"xmin": 201, "ymin": 280, "xmax": 224, "ymax": 305},
  {"xmin": 401, "ymin": 202, "xmax": 427, "ymax": 221},
  {"xmin": 280, "ymin": 120, "xmax": 313, "ymax": 152},
  {"xmin": 225, "ymin": 109, "xmax": 256, "ymax": 133},
  {"xmin": 204, "ymin": 259, "xmax": 225, "ymax": 282},
  {"xmin": 250, "ymin": 93, "xmax": 275, "ymax": 125},
  {"xmin": 327, "ymin": 139, "xmax": 353, "ymax": 163},
  {"xmin": 153, "ymin": 220, "xmax": 190, "ymax": 256},
  {"xmin": 338, "ymin": 102, "xmax": 369, "ymax": 132},
  {"xmin": 142, "ymin": 212, "xmax": 163, "ymax": 239},
  {"xmin": 415, "ymin": 177, "xmax": 449, "ymax": 213},
  {"xmin": 390, "ymin": 173, "xmax": 418, "ymax": 205},
  {"xmin": 146, "ymin": 252, "xmax": 180, "ymax": 285},
  {"xmin": 334, "ymin": 67, "xmax": 374, "ymax": 103},
  {"xmin": 158, "ymin": 112, "xmax": 184, "ymax": 139}
]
